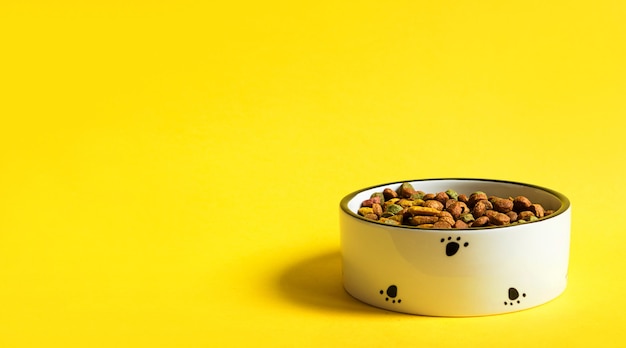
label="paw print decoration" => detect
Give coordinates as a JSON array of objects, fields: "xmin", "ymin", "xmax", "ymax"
[
  {"xmin": 504, "ymin": 287, "xmax": 526, "ymax": 306},
  {"xmin": 379, "ymin": 285, "xmax": 401, "ymax": 304},
  {"xmin": 440, "ymin": 236, "xmax": 469, "ymax": 256}
]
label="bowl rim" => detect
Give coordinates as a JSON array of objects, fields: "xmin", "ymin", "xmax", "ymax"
[{"xmin": 340, "ymin": 178, "xmax": 570, "ymax": 231}]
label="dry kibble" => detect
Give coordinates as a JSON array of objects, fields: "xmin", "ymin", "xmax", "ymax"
[
  {"xmin": 433, "ymin": 220, "xmax": 452, "ymax": 229},
  {"xmin": 506, "ymin": 211, "xmax": 518, "ymax": 222},
  {"xmin": 371, "ymin": 191, "xmax": 385, "ymax": 201},
  {"xmin": 454, "ymin": 219, "xmax": 469, "ymax": 229},
  {"xmin": 372, "ymin": 203, "xmax": 383, "ymax": 217},
  {"xmin": 408, "ymin": 215, "xmax": 439, "ymax": 225},
  {"xmin": 446, "ymin": 189, "xmax": 459, "ymax": 200},
  {"xmin": 379, "ymin": 217, "xmax": 401, "ymax": 225},
  {"xmin": 486, "ymin": 210, "xmax": 511, "ymax": 225},
  {"xmin": 364, "ymin": 213, "xmax": 379, "ymax": 220},
  {"xmin": 412, "ymin": 190, "xmax": 426, "ymax": 200},
  {"xmin": 438, "ymin": 210, "xmax": 453, "ymax": 219},
  {"xmin": 383, "ymin": 198, "xmax": 400, "ymax": 210},
  {"xmin": 388, "ymin": 214, "xmax": 404, "ymax": 223},
  {"xmin": 422, "ymin": 193, "xmax": 436, "ymax": 200},
  {"xmin": 437, "ymin": 215, "xmax": 456, "ymax": 226},
  {"xmin": 529, "ymin": 204, "xmax": 545, "ymax": 218},
  {"xmin": 434, "ymin": 192, "xmax": 450, "ymax": 204},
  {"xmin": 407, "ymin": 206, "xmax": 441, "ymax": 216},
  {"xmin": 467, "ymin": 191, "xmax": 488, "ymax": 207},
  {"xmin": 459, "ymin": 213, "xmax": 475, "ymax": 223},
  {"xmin": 358, "ymin": 207, "xmax": 374, "ymax": 216},
  {"xmin": 446, "ymin": 201, "xmax": 465, "ymax": 219},
  {"xmin": 423, "ymin": 200, "xmax": 444, "ymax": 211},
  {"xmin": 360, "ymin": 196, "xmax": 379, "ymax": 207},
  {"xmin": 513, "ymin": 196, "xmax": 532, "ymax": 211},
  {"xmin": 385, "ymin": 204, "xmax": 404, "ymax": 215},
  {"xmin": 445, "ymin": 199, "xmax": 457, "ymax": 209},
  {"xmin": 471, "ymin": 200, "xmax": 490, "ymax": 217},
  {"xmin": 398, "ymin": 182, "xmax": 416, "ymax": 198},
  {"xmin": 397, "ymin": 198, "xmax": 415, "ymax": 208},
  {"xmin": 359, "ymin": 183, "xmax": 555, "ymax": 229},
  {"xmin": 458, "ymin": 194, "xmax": 469, "ymax": 204},
  {"xmin": 518, "ymin": 211, "xmax": 536, "ymax": 221},
  {"xmin": 471, "ymin": 216, "xmax": 490, "ymax": 227},
  {"xmin": 490, "ymin": 196, "xmax": 514, "ymax": 213},
  {"xmin": 383, "ymin": 188, "xmax": 398, "ymax": 201}
]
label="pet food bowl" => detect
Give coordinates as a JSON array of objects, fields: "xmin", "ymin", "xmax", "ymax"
[{"xmin": 339, "ymin": 178, "xmax": 571, "ymax": 316}]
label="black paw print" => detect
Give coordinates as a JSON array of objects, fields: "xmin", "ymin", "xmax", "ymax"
[
  {"xmin": 379, "ymin": 285, "xmax": 401, "ymax": 304},
  {"xmin": 440, "ymin": 236, "xmax": 469, "ymax": 256},
  {"xmin": 504, "ymin": 287, "xmax": 526, "ymax": 305}
]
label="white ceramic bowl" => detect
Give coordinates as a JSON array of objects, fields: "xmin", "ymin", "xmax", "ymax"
[{"xmin": 339, "ymin": 179, "xmax": 571, "ymax": 316}]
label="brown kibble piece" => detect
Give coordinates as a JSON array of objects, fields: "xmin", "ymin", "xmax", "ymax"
[
  {"xmin": 518, "ymin": 210, "xmax": 536, "ymax": 221},
  {"xmin": 438, "ymin": 210, "xmax": 454, "ymax": 219},
  {"xmin": 372, "ymin": 203, "xmax": 383, "ymax": 217},
  {"xmin": 471, "ymin": 200, "xmax": 490, "ymax": 217},
  {"xmin": 454, "ymin": 219, "xmax": 469, "ymax": 229},
  {"xmin": 422, "ymin": 193, "xmax": 436, "ymax": 200},
  {"xmin": 407, "ymin": 215, "xmax": 439, "ymax": 225},
  {"xmin": 361, "ymin": 196, "xmax": 381, "ymax": 207},
  {"xmin": 434, "ymin": 192, "xmax": 449, "ymax": 204},
  {"xmin": 471, "ymin": 216, "xmax": 490, "ymax": 227},
  {"xmin": 486, "ymin": 210, "xmax": 510, "ymax": 225},
  {"xmin": 529, "ymin": 204, "xmax": 545, "ymax": 218},
  {"xmin": 438, "ymin": 215, "xmax": 455, "ymax": 226},
  {"xmin": 446, "ymin": 201, "xmax": 465, "ymax": 219},
  {"xmin": 383, "ymin": 188, "xmax": 398, "ymax": 200},
  {"xmin": 423, "ymin": 200, "xmax": 444, "ymax": 211},
  {"xmin": 397, "ymin": 182, "xmax": 416, "ymax": 198},
  {"xmin": 490, "ymin": 196, "xmax": 514, "ymax": 213},
  {"xmin": 445, "ymin": 199, "xmax": 458, "ymax": 209},
  {"xmin": 506, "ymin": 211, "xmax": 518, "ymax": 222},
  {"xmin": 458, "ymin": 194, "xmax": 469, "ymax": 203},
  {"xmin": 467, "ymin": 191, "xmax": 488, "ymax": 207},
  {"xmin": 433, "ymin": 220, "xmax": 452, "ymax": 229},
  {"xmin": 513, "ymin": 196, "xmax": 532, "ymax": 212}
]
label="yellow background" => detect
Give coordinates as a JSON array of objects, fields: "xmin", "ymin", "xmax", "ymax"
[{"xmin": 1, "ymin": 1, "xmax": 625, "ymax": 347}]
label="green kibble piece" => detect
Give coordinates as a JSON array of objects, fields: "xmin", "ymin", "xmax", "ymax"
[
  {"xmin": 398, "ymin": 182, "xmax": 416, "ymax": 198},
  {"xmin": 410, "ymin": 191, "xmax": 425, "ymax": 200},
  {"xmin": 445, "ymin": 189, "xmax": 459, "ymax": 200},
  {"xmin": 371, "ymin": 192, "xmax": 385, "ymax": 202},
  {"xmin": 460, "ymin": 213, "xmax": 475, "ymax": 223},
  {"xmin": 380, "ymin": 218, "xmax": 401, "ymax": 226},
  {"xmin": 386, "ymin": 204, "xmax": 403, "ymax": 215},
  {"xmin": 528, "ymin": 215, "xmax": 539, "ymax": 222},
  {"xmin": 401, "ymin": 182, "xmax": 414, "ymax": 190}
]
